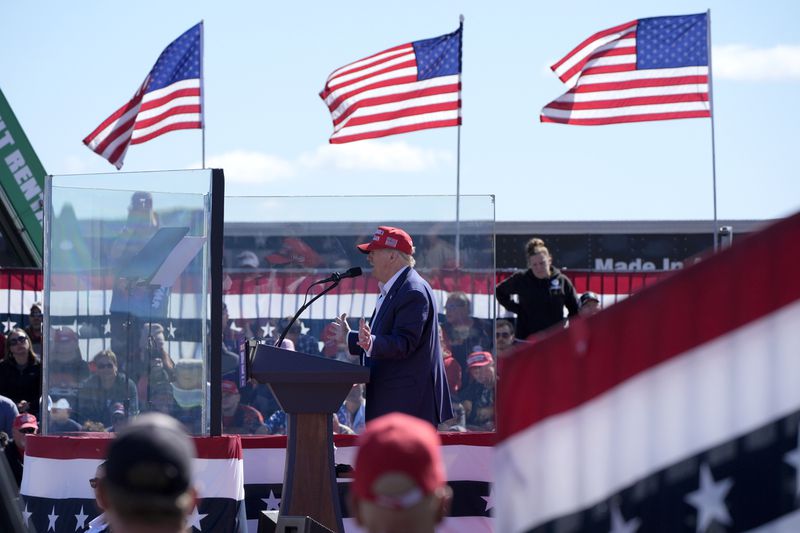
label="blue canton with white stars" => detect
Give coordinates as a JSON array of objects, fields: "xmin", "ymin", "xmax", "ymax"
[
  {"xmin": 412, "ymin": 27, "xmax": 462, "ymax": 81},
  {"xmin": 636, "ymin": 14, "xmax": 708, "ymax": 70},
  {"xmin": 145, "ymin": 22, "xmax": 202, "ymax": 93}
]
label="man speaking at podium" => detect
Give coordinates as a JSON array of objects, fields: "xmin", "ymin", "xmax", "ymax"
[{"xmin": 332, "ymin": 226, "xmax": 453, "ymax": 426}]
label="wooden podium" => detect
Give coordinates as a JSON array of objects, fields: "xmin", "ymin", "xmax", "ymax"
[{"xmin": 251, "ymin": 344, "xmax": 369, "ymax": 533}]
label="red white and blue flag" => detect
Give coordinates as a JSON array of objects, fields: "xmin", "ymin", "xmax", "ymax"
[
  {"xmin": 541, "ymin": 13, "xmax": 711, "ymax": 125},
  {"xmin": 320, "ymin": 26, "xmax": 462, "ymax": 144},
  {"xmin": 495, "ymin": 211, "xmax": 800, "ymax": 532},
  {"xmin": 83, "ymin": 22, "xmax": 203, "ymax": 169}
]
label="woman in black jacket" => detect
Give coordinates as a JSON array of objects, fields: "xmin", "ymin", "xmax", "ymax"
[
  {"xmin": 496, "ymin": 238, "xmax": 579, "ymax": 340},
  {"xmin": 0, "ymin": 328, "xmax": 42, "ymax": 417}
]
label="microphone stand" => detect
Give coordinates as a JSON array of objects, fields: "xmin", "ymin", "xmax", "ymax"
[{"xmin": 275, "ymin": 279, "xmax": 341, "ymax": 349}]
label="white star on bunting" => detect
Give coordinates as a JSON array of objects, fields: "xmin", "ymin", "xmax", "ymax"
[
  {"xmin": 22, "ymin": 504, "xmax": 32, "ymax": 526},
  {"xmin": 4, "ymin": 317, "xmax": 16, "ymax": 332},
  {"xmin": 74, "ymin": 505, "xmax": 89, "ymax": 530},
  {"xmin": 608, "ymin": 501, "xmax": 640, "ymax": 533},
  {"xmin": 47, "ymin": 506, "xmax": 59, "ymax": 531},
  {"xmin": 168, "ymin": 320, "xmax": 177, "ymax": 338},
  {"xmin": 186, "ymin": 506, "xmax": 208, "ymax": 531},
  {"xmin": 785, "ymin": 425, "xmax": 800, "ymax": 499},
  {"xmin": 262, "ymin": 489, "xmax": 281, "ymax": 510},
  {"xmin": 103, "ymin": 319, "xmax": 111, "ymax": 335},
  {"xmin": 481, "ymin": 485, "xmax": 494, "ymax": 512},
  {"xmin": 684, "ymin": 463, "xmax": 734, "ymax": 533}
]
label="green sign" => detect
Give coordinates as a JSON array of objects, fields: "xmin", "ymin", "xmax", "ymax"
[{"xmin": 0, "ymin": 88, "xmax": 45, "ymax": 264}]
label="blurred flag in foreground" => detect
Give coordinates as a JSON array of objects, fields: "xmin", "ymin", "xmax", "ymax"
[
  {"xmin": 83, "ymin": 22, "xmax": 203, "ymax": 169},
  {"xmin": 541, "ymin": 13, "xmax": 710, "ymax": 125},
  {"xmin": 320, "ymin": 25, "xmax": 461, "ymax": 144},
  {"xmin": 496, "ymin": 211, "xmax": 800, "ymax": 532}
]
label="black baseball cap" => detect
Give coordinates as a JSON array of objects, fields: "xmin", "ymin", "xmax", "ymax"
[{"xmin": 580, "ymin": 291, "xmax": 600, "ymax": 306}]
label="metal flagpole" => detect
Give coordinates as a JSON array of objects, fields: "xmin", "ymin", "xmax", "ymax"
[
  {"xmin": 455, "ymin": 14, "xmax": 464, "ymax": 269},
  {"xmin": 200, "ymin": 20, "xmax": 206, "ymax": 169},
  {"xmin": 706, "ymin": 9, "xmax": 719, "ymax": 251}
]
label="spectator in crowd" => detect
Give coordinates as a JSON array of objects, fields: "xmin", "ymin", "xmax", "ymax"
[
  {"xmin": 277, "ymin": 317, "xmax": 320, "ymax": 355},
  {"xmin": 495, "ymin": 319, "xmax": 522, "ymax": 358},
  {"xmin": 266, "ymin": 236, "xmax": 322, "ymax": 269},
  {"xmin": 25, "ymin": 302, "xmax": 44, "ymax": 355},
  {"xmin": 235, "ymin": 250, "xmax": 260, "ymax": 269},
  {"xmin": 77, "ymin": 350, "xmax": 139, "ymax": 426},
  {"xmin": 141, "ymin": 354, "xmax": 174, "ymax": 414},
  {"xmin": 220, "ymin": 302, "xmax": 242, "ymax": 382},
  {"xmin": 48, "ymin": 327, "xmax": 90, "ymax": 413},
  {"xmin": 222, "ymin": 380, "xmax": 268, "ymax": 435},
  {"xmin": 0, "ymin": 393, "xmax": 19, "ymax": 437},
  {"xmin": 442, "ymin": 291, "xmax": 492, "ymax": 370},
  {"xmin": 4, "ymin": 413, "xmax": 37, "ymax": 487},
  {"xmin": 350, "ymin": 412, "xmax": 452, "ymax": 533},
  {"xmin": 321, "ymin": 322, "xmax": 358, "ymax": 363},
  {"xmin": 86, "ymin": 461, "xmax": 109, "ymax": 533},
  {"xmin": 496, "ymin": 237, "xmax": 579, "ymax": 339},
  {"xmin": 48, "ymin": 397, "xmax": 82, "ymax": 434},
  {"xmin": 106, "ymin": 403, "xmax": 130, "ymax": 433},
  {"xmin": 82, "ymin": 420, "xmax": 108, "ymax": 432},
  {"xmin": 170, "ymin": 359, "xmax": 205, "ymax": 434},
  {"xmin": 97, "ymin": 412, "xmax": 197, "ymax": 533},
  {"xmin": 0, "ymin": 327, "xmax": 42, "ymax": 417},
  {"xmin": 439, "ymin": 324, "xmax": 462, "ymax": 400},
  {"xmin": 134, "ymin": 322, "xmax": 176, "ymax": 381},
  {"xmin": 579, "ymin": 291, "xmax": 602, "ymax": 317},
  {"xmin": 438, "ymin": 402, "xmax": 466, "ymax": 433},
  {"xmin": 461, "ymin": 351, "xmax": 496, "ymax": 432},
  {"xmin": 335, "ymin": 384, "xmax": 366, "ymax": 435}
]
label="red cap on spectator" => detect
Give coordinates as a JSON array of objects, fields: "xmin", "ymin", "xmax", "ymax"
[
  {"xmin": 13, "ymin": 413, "xmax": 38, "ymax": 431},
  {"xmin": 266, "ymin": 237, "xmax": 321, "ymax": 267},
  {"xmin": 357, "ymin": 226, "xmax": 414, "ymax": 256},
  {"xmin": 54, "ymin": 327, "xmax": 78, "ymax": 342},
  {"xmin": 222, "ymin": 380, "xmax": 239, "ymax": 395},
  {"xmin": 466, "ymin": 351, "xmax": 493, "ymax": 368},
  {"xmin": 353, "ymin": 413, "xmax": 445, "ymax": 509}
]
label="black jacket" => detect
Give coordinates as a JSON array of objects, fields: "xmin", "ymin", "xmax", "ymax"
[
  {"xmin": 496, "ymin": 268, "xmax": 579, "ymax": 339},
  {"xmin": 0, "ymin": 359, "xmax": 41, "ymax": 417}
]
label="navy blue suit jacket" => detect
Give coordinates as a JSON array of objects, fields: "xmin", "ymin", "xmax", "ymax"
[{"xmin": 349, "ymin": 267, "xmax": 453, "ymax": 425}]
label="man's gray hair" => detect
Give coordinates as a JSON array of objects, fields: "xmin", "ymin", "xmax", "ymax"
[{"xmin": 397, "ymin": 250, "xmax": 416, "ymax": 268}]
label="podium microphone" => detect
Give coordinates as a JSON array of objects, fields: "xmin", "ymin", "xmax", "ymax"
[{"xmin": 313, "ymin": 267, "xmax": 362, "ymax": 285}]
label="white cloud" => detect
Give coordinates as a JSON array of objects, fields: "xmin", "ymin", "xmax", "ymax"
[
  {"xmin": 713, "ymin": 44, "xmax": 800, "ymax": 81},
  {"xmin": 298, "ymin": 139, "xmax": 453, "ymax": 172},
  {"xmin": 201, "ymin": 150, "xmax": 295, "ymax": 184}
]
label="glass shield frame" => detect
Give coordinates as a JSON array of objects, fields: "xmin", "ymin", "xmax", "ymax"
[
  {"xmin": 43, "ymin": 170, "xmax": 215, "ymax": 435},
  {"xmin": 223, "ymin": 194, "xmax": 496, "ymax": 434}
]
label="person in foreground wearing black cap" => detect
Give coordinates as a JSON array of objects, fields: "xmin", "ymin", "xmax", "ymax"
[
  {"xmin": 579, "ymin": 291, "xmax": 602, "ymax": 317},
  {"xmin": 350, "ymin": 412, "xmax": 452, "ymax": 533},
  {"xmin": 330, "ymin": 226, "xmax": 452, "ymax": 426},
  {"xmin": 97, "ymin": 412, "xmax": 197, "ymax": 533}
]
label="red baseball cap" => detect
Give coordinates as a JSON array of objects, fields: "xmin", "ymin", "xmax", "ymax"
[
  {"xmin": 222, "ymin": 380, "xmax": 240, "ymax": 395},
  {"xmin": 467, "ymin": 351, "xmax": 494, "ymax": 368},
  {"xmin": 13, "ymin": 413, "xmax": 38, "ymax": 431},
  {"xmin": 357, "ymin": 226, "xmax": 414, "ymax": 256},
  {"xmin": 353, "ymin": 413, "xmax": 445, "ymax": 509}
]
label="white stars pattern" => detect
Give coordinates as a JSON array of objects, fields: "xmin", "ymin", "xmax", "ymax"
[
  {"xmin": 47, "ymin": 506, "xmax": 59, "ymax": 531},
  {"xmin": 481, "ymin": 485, "xmax": 494, "ymax": 513},
  {"xmin": 186, "ymin": 506, "xmax": 208, "ymax": 531},
  {"xmin": 262, "ymin": 489, "xmax": 281, "ymax": 511},
  {"xmin": 103, "ymin": 318, "xmax": 111, "ymax": 335},
  {"xmin": 608, "ymin": 501, "xmax": 640, "ymax": 533},
  {"xmin": 22, "ymin": 503, "xmax": 32, "ymax": 526},
  {"xmin": 684, "ymin": 463, "xmax": 734, "ymax": 533},
  {"xmin": 3, "ymin": 316, "xmax": 16, "ymax": 332},
  {"xmin": 168, "ymin": 320, "xmax": 177, "ymax": 338},
  {"xmin": 785, "ymin": 425, "xmax": 800, "ymax": 500},
  {"xmin": 74, "ymin": 505, "xmax": 89, "ymax": 530}
]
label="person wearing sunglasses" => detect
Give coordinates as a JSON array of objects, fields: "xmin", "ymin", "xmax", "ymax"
[
  {"xmin": 0, "ymin": 327, "xmax": 42, "ymax": 417},
  {"xmin": 4, "ymin": 413, "xmax": 37, "ymax": 487},
  {"xmin": 86, "ymin": 461, "xmax": 109, "ymax": 533},
  {"xmin": 77, "ymin": 350, "xmax": 139, "ymax": 427}
]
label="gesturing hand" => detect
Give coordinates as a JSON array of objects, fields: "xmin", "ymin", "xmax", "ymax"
[
  {"xmin": 331, "ymin": 313, "xmax": 351, "ymax": 345},
  {"xmin": 357, "ymin": 317, "xmax": 372, "ymax": 352}
]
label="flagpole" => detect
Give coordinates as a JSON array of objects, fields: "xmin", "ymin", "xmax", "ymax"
[
  {"xmin": 455, "ymin": 14, "xmax": 464, "ymax": 269},
  {"xmin": 706, "ymin": 9, "xmax": 719, "ymax": 251},
  {"xmin": 200, "ymin": 20, "xmax": 206, "ymax": 169}
]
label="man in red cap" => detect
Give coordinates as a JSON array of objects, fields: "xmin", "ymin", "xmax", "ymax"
[
  {"xmin": 331, "ymin": 226, "xmax": 452, "ymax": 426},
  {"xmin": 4, "ymin": 412, "xmax": 38, "ymax": 486},
  {"xmin": 350, "ymin": 412, "xmax": 452, "ymax": 533}
]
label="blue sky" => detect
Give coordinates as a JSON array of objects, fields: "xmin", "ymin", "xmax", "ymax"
[{"xmin": 3, "ymin": 1, "xmax": 799, "ymax": 222}]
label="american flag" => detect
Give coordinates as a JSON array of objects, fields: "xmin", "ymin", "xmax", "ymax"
[
  {"xmin": 495, "ymin": 212, "xmax": 800, "ymax": 532},
  {"xmin": 83, "ymin": 22, "xmax": 203, "ymax": 169},
  {"xmin": 541, "ymin": 13, "xmax": 710, "ymax": 126},
  {"xmin": 320, "ymin": 26, "xmax": 462, "ymax": 144}
]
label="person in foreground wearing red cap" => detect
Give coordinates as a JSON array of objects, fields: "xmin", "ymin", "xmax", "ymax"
[
  {"xmin": 4, "ymin": 412, "xmax": 37, "ymax": 486},
  {"xmin": 331, "ymin": 226, "xmax": 452, "ymax": 426},
  {"xmin": 350, "ymin": 412, "xmax": 452, "ymax": 533}
]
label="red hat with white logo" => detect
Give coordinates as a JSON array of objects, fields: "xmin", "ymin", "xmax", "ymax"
[
  {"xmin": 13, "ymin": 413, "xmax": 38, "ymax": 431},
  {"xmin": 357, "ymin": 226, "xmax": 414, "ymax": 256}
]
